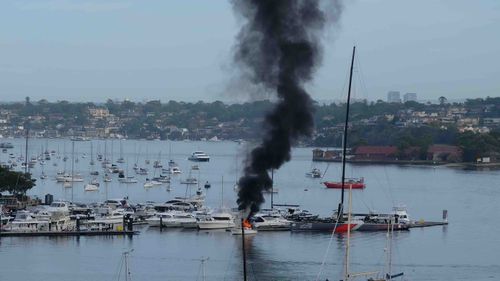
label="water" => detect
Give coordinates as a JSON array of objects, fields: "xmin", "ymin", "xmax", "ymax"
[{"xmin": 1, "ymin": 139, "xmax": 499, "ymax": 280}]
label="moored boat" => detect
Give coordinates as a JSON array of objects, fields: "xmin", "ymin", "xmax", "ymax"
[
  {"xmin": 188, "ymin": 151, "xmax": 210, "ymax": 162},
  {"xmin": 197, "ymin": 211, "xmax": 235, "ymax": 230},
  {"xmin": 323, "ymin": 177, "xmax": 365, "ymax": 189}
]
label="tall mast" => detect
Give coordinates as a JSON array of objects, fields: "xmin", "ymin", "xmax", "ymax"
[
  {"xmin": 241, "ymin": 218, "xmax": 247, "ymax": 281},
  {"xmin": 221, "ymin": 175, "xmax": 224, "ymax": 209},
  {"xmin": 270, "ymin": 169, "xmax": 274, "ymax": 209},
  {"xmin": 24, "ymin": 123, "xmax": 29, "ymax": 174},
  {"xmin": 71, "ymin": 140, "xmax": 75, "ymax": 202},
  {"xmin": 90, "ymin": 141, "xmax": 94, "ymax": 166},
  {"xmin": 337, "ymin": 46, "xmax": 356, "ymax": 220},
  {"xmin": 344, "ymin": 186, "xmax": 353, "ymax": 281}
]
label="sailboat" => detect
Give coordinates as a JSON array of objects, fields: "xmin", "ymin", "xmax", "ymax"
[
  {"xmin": 117, "ymin": 140, "xmax": 125, "ymax": 163},
  {"xmin": 366, "ymin": 221, "xmax": 405, "ymax": 281},
  {"xmin": 114, "ymin": 250, "xmax": 133, "ymax": 281},
  {"xmin": 84, "ymin": 178, "xmax": 99, "ymax": 192},
  {"xmin": 341, "ymin": 194, "xmax": 404, "ymax": 281},
  {"xmin": 153, "ymin": 151, "xmax": 162, "ymax": 168},
  {"xmin": 291, "ymin": 46, "xmax": 363, "ymax": 233},
  {"xmin": 89, "ymin": 142, "xmax": 99, "ymax": 176},
  {"xmin": 103, "ymin": 173, "xmax": 112, "ymax": 182},
  {"xmin": 89, "ymin": 141, "xmax": 95, "ymax": 166},
  {"xmin": 118, "ymin": 161, "xmax": 137, "ymax": 183}
]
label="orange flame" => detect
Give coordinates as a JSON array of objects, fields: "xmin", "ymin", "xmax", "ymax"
[{"xmin": 242, "ymin": 219, "xmax": 252, "ymax": 229}]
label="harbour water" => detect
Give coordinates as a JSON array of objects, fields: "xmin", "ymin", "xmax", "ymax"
[{"xmin": 1, "ymin": 139, "xmax": 499, "ymax": 280}]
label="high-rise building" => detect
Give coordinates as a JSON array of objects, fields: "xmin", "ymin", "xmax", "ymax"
[
  {"xmin": 404, "ymin": 92, "xmax": 417, "ymax": 103},
  {"xmin": 387, "ymin": 91, "xmax": 401, "ymax": 103}
]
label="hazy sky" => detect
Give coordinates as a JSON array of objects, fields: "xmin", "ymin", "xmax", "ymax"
[{"xmin": 1, "ymin": 0, "xmax": 499, "ymax": 103}]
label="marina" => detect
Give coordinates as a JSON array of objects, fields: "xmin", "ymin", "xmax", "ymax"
[{"xmin": 0, "ymin": 138, "xmax": 497, "ymax": 280}]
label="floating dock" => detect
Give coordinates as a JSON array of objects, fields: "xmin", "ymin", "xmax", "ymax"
[
  {"xmin": 0, "ymin": 230, "xmax": 139, "ymax": 237},
  {"xmin": 409, "ymin": 220, "xmax": 448, "ymax": 228}
]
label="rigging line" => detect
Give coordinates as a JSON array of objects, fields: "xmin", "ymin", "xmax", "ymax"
[
  {"xmin": 314, "ymin": 220, "xmax": 340, "ymax": 281},
  {"xmin": 353, "ymin": 188, "xmax": 371, "ymax": 213},
  {"xmin": 382, "ymin": 166, "xmax": 395, "ymax": 207},
  {"xmin": 339, "ymin": 62, "xmax": 351, "ymax": 102},
  {"xmin": 195, "ymin": 260, "xmax": 203, "ymax": 281},
  {"xmin": 114, "ymin": 255, "xmax": 124, "ymax": 281},
  {"xmin": 322, "ymin": 162, "xmax": 331, "ymax": 178},
  {"xmin": 355, "ymin": 53, "xmax": 369, "ymax": 101}
]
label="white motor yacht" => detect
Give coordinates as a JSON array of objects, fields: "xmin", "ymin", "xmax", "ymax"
[
  {"xmin": 180, "ymin": 177, "xmax": 198, "ymax": 185},
  {"xmin": 305, "ymin": 168, "xmax": 322, "ymax": 178},
  {"xmin": 197, "ymin": 211, "xmax": 235, "ymax": 230},
  {"xmin": 169, "ymin": 166, "xmax": 182, "ymax": 174},
  {"xmin": 188, "ymin": 151, "xmax": 210, "ymax": 162},
  {"xmin": 47, "ymin": 201, "xmax": 70, "ymax": 216},
  {"xmin": 118, "ymin": 176, "xmax": 138, "ymax": 183},
  {"xmin": 146, "ymin": 212, "xmax": 174, "ymax": 227},
  {"xmin": 6, "ymin": 210, "xmax": 49, "ymax": 232},
  {"xmin": 231, "ymin": 226, "xmax": 257, "ymax": 235},
  {"xmin": 56, "ymin": 174, "xmax": 84, "ymax": 182},
  {"xmin": 146, "ymin": 211, "xmax": 197, "ymax": 228},
  {"xmin": 252, "ymin": 213, "xmax": 292, "ymax": 231},
  {"xmin": 144, "ymin": 180, "xmax": 161, "ymax": 188},
  {"xmin": 84, "ymin": 183, "xmax": 99, "ymax": 191}
]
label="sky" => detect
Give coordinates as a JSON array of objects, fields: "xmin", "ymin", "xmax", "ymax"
[{"xmin": 0, "ymin": 0, "xmax": 499, "ymax": 103}]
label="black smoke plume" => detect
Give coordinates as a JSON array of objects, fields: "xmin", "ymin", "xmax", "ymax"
[{"xmin": 232, "ymin": 0, "xmax": 343, "ymax": 216}]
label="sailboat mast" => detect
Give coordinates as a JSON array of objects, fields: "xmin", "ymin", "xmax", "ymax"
[
  {"xmin": 338, "ymin": 46, "xmax": 356, "ymax": 219},
  {"xmin": 344, "ymin": 186, "xmax": 353, "ymax": 281},
  {"xmin": 90, "ymin": 141, "xmax": 94, "ymax": 165},
  {"xmin": 387, "ymin": 220, "xmax": 394, "ymax": 279},
  {"xmin": 71, "ymin": 140, "xmax": 75, "ymax": 202},
  {"xmin": 24, "ymin": 124, "xmax": 29, "ymax": 174},
  {"xmin": 270, "ymin": 169, "xmax": 274, "ymax": 209},
  {"xmin": 241, "ymin": 218, "xmax": 248, "ymax": 281},
  {"xmin": 124, "ymin": 251, "xmax": 130, "ymax": 281}
]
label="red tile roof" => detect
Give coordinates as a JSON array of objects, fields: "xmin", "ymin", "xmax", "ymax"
[
  {"xmin": 428, "ymin": 144, "xmax": 461, "ymax": 154},
  {"xmin": 355, "ymin": 146, "xmax": 398, "ymax": 155}
]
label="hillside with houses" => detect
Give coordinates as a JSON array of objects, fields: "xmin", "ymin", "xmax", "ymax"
[{"xmin": 0, "ymin": 97, "xmax": 499, "ymax": 164}]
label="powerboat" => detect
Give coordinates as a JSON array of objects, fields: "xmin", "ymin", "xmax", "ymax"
[
  {"xmin": 355, "ymin": 205, "xmax": 411, "ymax": 232},
  {"xmin": 231, "ymin": 219, "xmax": 257, "ymax": 235},
  {"xmin": 251, "ymin": 213, "xmax": 292, "ymax": 231},
  {"xmin": 84, "ymin": 183, "xmax": 99, "ymax": 192},
  {"xmin": 180, "ymin": 177, "xmax": 198, "ymax": 185},
  {"xmin": 6, "ymin": 210, "xmax": 49, "ymax": 232},
  {"xmin": 197, "ymin": 211, "xmax": 236, "ymax": 230},
  {"xmin": 118, "ymin": 176, "xmax": 138, "ymax": 184},
  {"xmin": 146, "ymin": 211, "xmax": 197, "ymax": 228},
  {"xmin": 56, "ymin": 174, "xmax": 84, "ymax": 182},
  {"xmin": 188, "ymin": 151, "xmax": 210, "ymax": 162},
  {"xmin": 169, "ymin": 166, "xmax": 182, "ymax": 174},
  {"xmin": 154, "ymin": 175, "xmax": 171, "ymax": 183},
  {"xmin": 323, "ymin": 177, "xmax": 365, "ymax": 189},
  {"xmin": 306, "ymin": 168, "xmax": 322, "ymax": 178}
]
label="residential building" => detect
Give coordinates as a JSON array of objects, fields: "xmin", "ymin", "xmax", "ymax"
[
  {"xmin": 387, "ymin": 91, "xmax": 401, "ymax": 103},
  {"xmin": 404, "ymin": 92, "xmax": 417, "ymax": 102}
]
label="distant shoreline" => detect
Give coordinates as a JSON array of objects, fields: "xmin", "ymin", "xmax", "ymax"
[{"xmin": 313, "ymin": 158, "xmax": 500, "ymax": 169}]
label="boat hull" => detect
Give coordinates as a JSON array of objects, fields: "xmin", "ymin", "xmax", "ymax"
[
  {"xmin": 188, "ymin": 157, "xmax": 210, "ymax": 162},
  {"xmin": 357, "ymin": 223, "xmax": 410, "ymax": 232},
  {"xmin": 197, "ymin": 221, "xmax": 235, "ymax": 230},
  {"xmin": 290, "ymin": 221, "xmax": 362, "ymax": 233},
  {"xmin": 323, "ymin": 182, "xmax": 365, "ymax": 189}
]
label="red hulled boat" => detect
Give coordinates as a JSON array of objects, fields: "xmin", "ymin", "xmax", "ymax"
[{"xmin": 323, "ymin": 177, "xmax": 365, "ymax": 189}]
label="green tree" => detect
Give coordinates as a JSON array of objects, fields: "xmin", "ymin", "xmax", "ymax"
[{"xmin": 0, "ymin": 166, "xmax": 36, "ymax": 195}]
